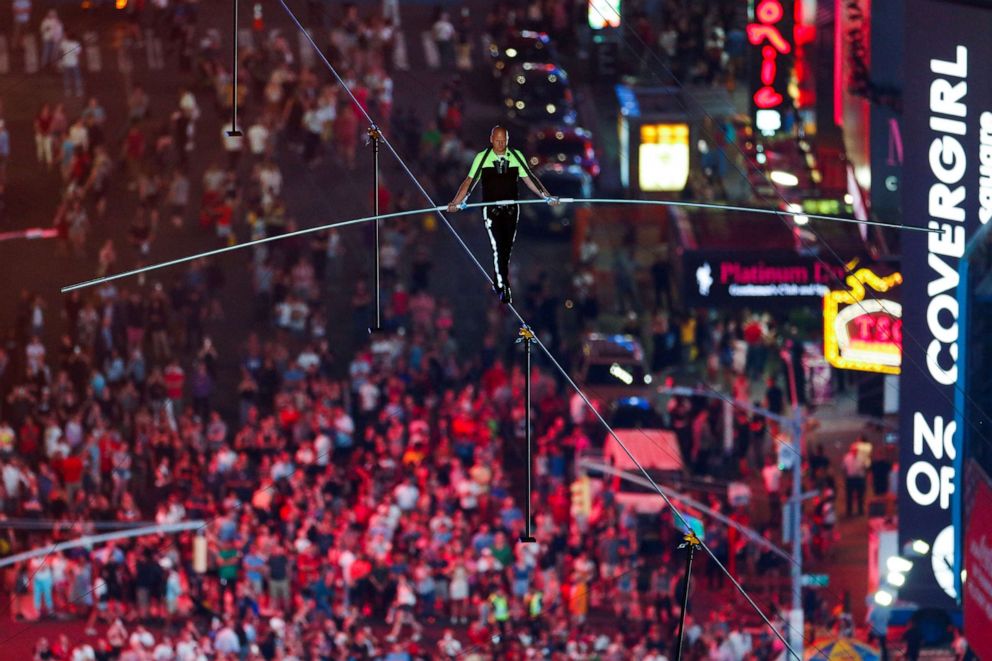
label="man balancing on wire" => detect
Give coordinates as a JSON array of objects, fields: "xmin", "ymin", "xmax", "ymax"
[{"xmin": 446, "ymin": 125, "xmax": 559, "ymax": 305}]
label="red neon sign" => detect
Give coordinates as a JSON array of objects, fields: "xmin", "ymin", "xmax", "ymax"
[
  {"xmin": 823, "ymin": 269, "xmax": 903, "ymax": 375},
  {"xmin": 748, "ymin": 0, "xmax": 793, "ymax": 111},
  {"xmin": 850, "ymin": 312, "xmax": 903, "ymax": 346}
]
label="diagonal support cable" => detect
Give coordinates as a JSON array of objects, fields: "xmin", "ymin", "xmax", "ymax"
[{"xmin": 277, "ymin": 2, "xmax": 801, "ymax": 657}]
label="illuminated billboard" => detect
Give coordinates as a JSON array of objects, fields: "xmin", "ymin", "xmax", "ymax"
[
  {"xmin": 638, "ymin": 123, "xmax": 689, "ymax": 192},
  {"xmin": 747, "ymin": 0, "xmax": 794, "ymax": 135},
  {"xmin": 899, "ymin": 0, "xmax": 992, "ymax": 609},
  {"xmin": 588, "ymin": 0, "xmax": 621, "ymax": 29},
  {"xmin": 682, "ymin": 251, "xmax": 846, "ymax": 307},
  {"xmin": 823, "ymin": 268, "xmax": 902, "ymax": 374},
  {"xmin": 963, "ymin": 462, "xmax": 992, "ymax": 659}
]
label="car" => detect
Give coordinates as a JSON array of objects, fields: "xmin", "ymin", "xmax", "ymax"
[
  {"xmin": 518, "ymin": 164, "xmax": 592, "ymax": 235},
  {"xmin": 608, "ymin": 396, "xmax": 665, "ymax": 429},
  {"xmin": 575, "ymin": 333, "xmax": 654, "ymax": 402},
  {"xmin": 576, "ymin": 428, "xmax": 687, "ymax": 516},
  {"xmin": 502, "ymin": 63, "xmax": 577, "ymax": 127},
  {"xmin": 489, "ymin": 30, "xmax": 558, "ymax": 78},
  {"xmin": 526, "ymin": 126, "xmax": 600, "ymax": 179}
]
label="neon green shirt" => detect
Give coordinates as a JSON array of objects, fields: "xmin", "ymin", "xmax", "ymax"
[{"xmin": 467, "ymin": 149, "xmax": 529, "ymax": 180}]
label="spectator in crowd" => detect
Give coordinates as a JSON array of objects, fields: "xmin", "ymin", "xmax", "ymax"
[
  {"xmin": 59, "ymin": 33, "xmax": 84, "ymax": 99},
  {"xmin": 39, "ymin": 9, "xmax": 64, "ymax": 71},
  {"xmin": 0, "ymin": 2, "xmax": 864, "ymax": 658},
  {"xmin": 843, "ymin": 442, "xmax": 868, "ymax": 517}
]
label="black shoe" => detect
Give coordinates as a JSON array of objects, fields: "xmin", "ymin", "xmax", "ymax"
[{"xmin": 500, "ymin": 287, "xmax": 513, "ymax": 305}]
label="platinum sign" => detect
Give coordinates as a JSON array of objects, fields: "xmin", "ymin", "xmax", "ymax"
[{"xmin": 900, "ymin": 0, "xmax": 992, "ymax": 608}]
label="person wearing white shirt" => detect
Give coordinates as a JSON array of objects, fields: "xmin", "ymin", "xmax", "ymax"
[
  {"xmin": 175, "ymin": 633, "xmax": 201, "ymax": 661},
  {"xmin": 60, "ymin": 34, "xmax": 84, "ymax": 97},
  {"xmin": 761, "ymin": 455, "xmax": 782, "ymax": 525},
  {"xmin": 153, "ymin": 639, "xmax": 176, "ymax": 661},
  {"xmin": 437, "ymin": 630, "xmax": 462, "ymax": 657},
  {"xmin": 256, "ymin": 160, "xmax": 282, "ymax": 206},
  {"xmin": 222, "ymin": 126, "xmax": 243, "ymax": 170},
  {"xmin": 432, "ymin": 12, "xmax": 455, "ymax": 68},
  {"xmin": 2, "ymin": 462, "xmax": 28, "ymax": 499},
  {"xmin": 214, "ymin": 624, "xmax": 239, "ymax": 655},
  {"xmin": 393, "ymin": 478, "xmax": 419, "ymax": 511},
  {"xmin": 247, "ymin": 119, "xmax": 270, "ymax": 159},
  {"xmin": 40, "ymin": 10, "xmax": 64, "ymax": 69},
  {"xmin": 314, "ymin": 433, "xmax": 331, "ymax": 466},
  {"xmin": 179, "ymin": 89, "xmax": 200, "ymax": 150},
  {"xmin": 69, "ymin": 119, "xmax": 89, "ymax": 152}
]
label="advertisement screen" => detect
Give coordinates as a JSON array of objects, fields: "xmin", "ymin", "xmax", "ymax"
[
  {"xmin": 638, "ymin": 123, "xmax": 690, "ymax": 192},
  {"xmin": 899, "ymin": 0, "xmax": 992, "ymax": 609},
  {"xmin": 683, "ymin": 251, "xmax": 846, "ymax": 307},
  {"xmin": 964, "ymin": 462, "xmax": 992, "ymax": 660},
  {"xmin": 823, "ymin": 268, "xmax": 902, "ymax": 374}
]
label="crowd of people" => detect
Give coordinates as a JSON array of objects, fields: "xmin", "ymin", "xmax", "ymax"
[{"xmin": 0, "ymin": 1, "xmax": 893, "ymax": 660}]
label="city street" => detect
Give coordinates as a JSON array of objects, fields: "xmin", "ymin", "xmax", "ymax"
[{"xmin": 1, "ymin": 1, "xmax": 980, "ymax": 659}]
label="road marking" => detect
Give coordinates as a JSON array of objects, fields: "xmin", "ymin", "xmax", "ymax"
[
  {"xmin": 23, "ymin": 33, "xmax": 38, "ymax": 74},
  {"xmin": 84, "ymin": 31, "xmax": 101, "ymax": 72},
  {"xmin": 297, "ymin": 29, "xmax": 314, "ymax": 69},
  {"xmin": 393, "ymin": 31, "xmax": 409, "ymax": 71},
  {"xmin": 0, "ymin": 36, "xmax": 8, "ymax": 75},
  {"xmin": 116, "ymin": 44, "xmax": 133, "ymax": 78},
  {"xmin": 145, "ymin": 30, "xmax": 164, "ymax": 70},
  {"xmin": 420, "ymin": 31, "xmax": 439, "ymax": 69},
  {"xmin": 456, "ymin": 41, "xmax": 472, "ymax": 71},
  {"xmin": 383, "ymin": 0, "xmax": 400, "ymax": 26},
  {"xmin": 238, "ymin": 28, "xmax": 254, "ymax": 51}
]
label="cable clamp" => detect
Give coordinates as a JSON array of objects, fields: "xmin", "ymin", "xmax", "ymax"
[
  {"xmin": 516, "ymin": 325, "xmax": 536, "ymax": 344},
  {"xmin": 679, "ymin": 531, "xmax": 702, "ymax": 549}
]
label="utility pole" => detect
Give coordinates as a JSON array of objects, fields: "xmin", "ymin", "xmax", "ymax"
[
  {"xmin": 659, "ymin": 383, "xmax": 805, "ymax": 660},
  {"xmin": 781, "ymin": 349, "xmax": 805, "ymax": 660}
]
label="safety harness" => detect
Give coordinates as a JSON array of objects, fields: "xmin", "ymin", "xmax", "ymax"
[{"xmin": 463, "ymin": 147, "xmax": 554, "ymax": 205}]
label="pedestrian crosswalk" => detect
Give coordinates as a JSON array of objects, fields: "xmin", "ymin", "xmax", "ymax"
[
  {"xmin": 296, "ymin": 29, "xmax": 315, "ymax": 70},
  {"xmin": 420, "ymin": 31, "xmax": 440, "ymax": 69},
  {"xmin": 238, "ymin": 28, "xmax": 255, "ymax": 52},
  {"xmin": 144, "ymin": 30, "xmax": 165, "ymax": 71},
  {"xmin": 0, "ymin": 36, "xmax": 8, "ymax": 75},
  {"xmin": 392, "ymin": 31, "xmax": 409, "ymax": 71},
  {"xmin": 6, "ymin": 30, "xmax": 165, "ymax": 77},
  {"xmin": 4, "ymin": 23, "xmax": 485, "ymax": 81},
  {"xmin": 83, "ymin": 31, "xmax": 102, "ymax": 73},
  {"xmin": 23, "ymin": 33, "xmax": 38, "ymax": 74}
]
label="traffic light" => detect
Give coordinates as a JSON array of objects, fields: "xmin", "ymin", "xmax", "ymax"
[{"xmin": 571, "ymin": 474, "xmax": 591, "ymax": 517}]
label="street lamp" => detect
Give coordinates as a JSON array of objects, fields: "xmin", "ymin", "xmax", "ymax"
[
  {"xmin": 885, "ymin": 572, "xmax": 907, "ymax": 588},
  {"xmin": 886, "ymin": 556, "xmax": 913, "ymax": 574}
]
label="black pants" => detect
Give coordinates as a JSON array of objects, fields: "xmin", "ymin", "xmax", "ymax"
[
  {"xmin": 846, "ymin": 476, "xmax": 866, "ymax": 516},
  {"xmin": 484, "ymin": 204, "xmax": 519, "ymax": 290}
]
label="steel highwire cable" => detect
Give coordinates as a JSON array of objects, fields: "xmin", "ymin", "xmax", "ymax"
[{"xmin": 276, "ymin": 1, "xmax": 802, "ymax": 657}]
